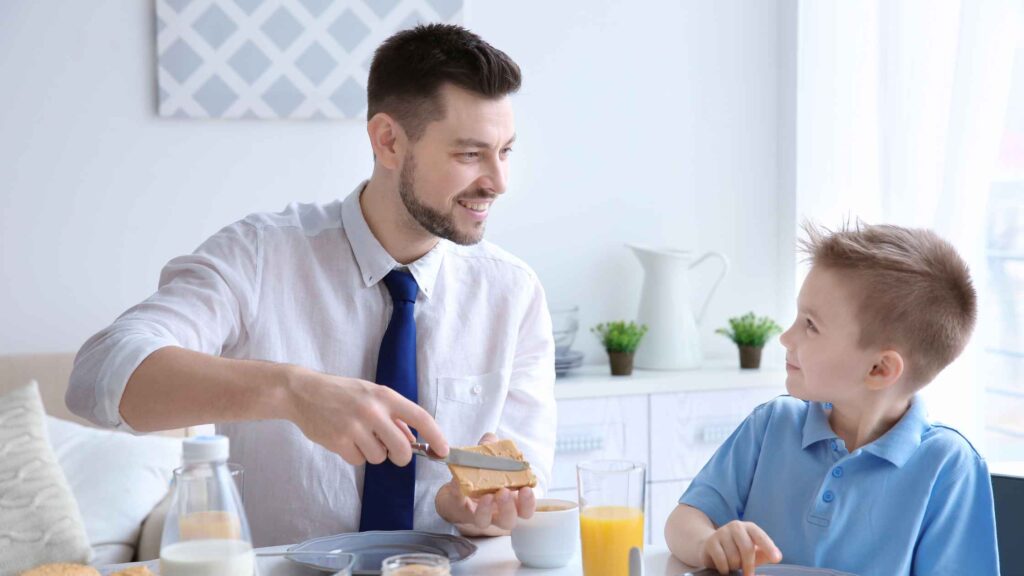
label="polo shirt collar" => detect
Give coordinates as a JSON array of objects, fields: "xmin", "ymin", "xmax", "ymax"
[
  {"xmin": 861, "ymin": 396, "xmax": 929, "ymax": 468},
  {"xmin": 802, "ymin": 401, "xmax": 838, "ymax": 450},
  {"xmin": 801, "ymin": 396, "xmax": 930, "ymax": 468},
  {"xmin": 341, "ymin": 181, "xmax": 446, "ymax": 300}
]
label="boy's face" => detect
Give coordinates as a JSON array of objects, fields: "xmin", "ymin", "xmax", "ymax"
[
  {"xmin": 397, "ymin": 83, "xmax": 515, "ymax": 246},
  {"xmin": 779, "ymin": 267, "xmax": 878, "ymax": 404}
]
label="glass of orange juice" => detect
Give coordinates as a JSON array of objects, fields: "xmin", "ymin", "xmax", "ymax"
[{"xmin": 577, "ymin": 460, "xmax": 646, "ymax": 576}]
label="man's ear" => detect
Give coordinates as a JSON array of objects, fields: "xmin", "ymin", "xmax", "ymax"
[
  {"xmin": 866, "ymin": 350, "xmax": 905, "ymax": 391},
  {"xmin": 367, "ymin": 112, "xmax": 406, "ymax": 170}
]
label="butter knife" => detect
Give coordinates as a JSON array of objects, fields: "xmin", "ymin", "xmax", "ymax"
[{"xmin": 411, "ymin": 442, "xmax": 530, "ymax": 471}]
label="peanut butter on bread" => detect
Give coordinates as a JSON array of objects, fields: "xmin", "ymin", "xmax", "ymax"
[{"xmin": 447, "ymin": 439, "xmax": 537, "ymax": 498}]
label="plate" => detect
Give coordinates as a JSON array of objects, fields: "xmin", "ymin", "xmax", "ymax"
[
  {"xmin": 287, "ymin": 530, "xmax": 477, "ymax": 575},
  {"xmin": 683, "ymin": 565, "xmax": 856, "ymax": 575},
  {"xmin": 555, "ymin": 349, "xmax": 584, "ymax": 365}
]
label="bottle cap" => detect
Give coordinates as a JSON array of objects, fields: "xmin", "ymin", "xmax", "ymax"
[{"xmin": 182, "ymin": 435, "xmax": 230, "ymax": 464}]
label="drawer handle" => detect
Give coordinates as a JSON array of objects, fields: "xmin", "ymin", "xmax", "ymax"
[
  {"xmin": 555, "ymin": 434, "xmax": 605, "ymax": 454},
  {"xmin": 700, "ymin": 424, "xmax": 735, "ymax": 444}
]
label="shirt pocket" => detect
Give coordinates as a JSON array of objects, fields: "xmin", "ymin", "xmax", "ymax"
[{"xmin": 433, "ymin": 370, "xmax": 509, "ymax": 449}]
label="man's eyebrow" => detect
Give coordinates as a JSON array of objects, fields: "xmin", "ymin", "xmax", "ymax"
[{"xmin": 452, "ymin": 134, "xmax": 516, "ymax": 148}]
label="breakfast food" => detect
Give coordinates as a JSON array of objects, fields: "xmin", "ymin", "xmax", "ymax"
[
  {"xmin": 112, "ymin": 567, "xmax": 157, "ymax": 576},
  {"xmin": 447, "ymin": 439, "xmax": 537, "ymax": 498},
  {"xmin": 19, "ymin": 564, "xmax": 100, "ymax": 576}
]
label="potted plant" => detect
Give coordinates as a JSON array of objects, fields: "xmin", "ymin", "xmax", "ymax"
[
  {"xmin": 591, "ymin": 321, "xmax": 648, "ymax": 376},
  {"xmin": 716, "ymin": 312, "xmax": 783, "ymax": 369}
]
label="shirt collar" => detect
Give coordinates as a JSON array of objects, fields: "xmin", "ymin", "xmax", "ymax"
[
  {"xmin": 860, "ymin": 396, "xmax": 929, "ymax": 467},
  {"xmin": 341, "ymin": 181, "xmax": 446, "ymax": 300},
  {"xmin": 802, "ymin": 401, "xmax": 838, "ymax": 450},
  {"xmin": 801, "ymin": 396, "xmax": 930, "ymax": 468}
]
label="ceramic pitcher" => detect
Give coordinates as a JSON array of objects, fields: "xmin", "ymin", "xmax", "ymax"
[{"xmin": 628, "ymin": 245, "xmax": 729, "ymax": 370}]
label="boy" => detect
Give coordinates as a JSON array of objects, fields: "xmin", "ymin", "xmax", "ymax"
[{"xmin": 665, "ymin": 222, "xmax": 1000, "ymax": 575}]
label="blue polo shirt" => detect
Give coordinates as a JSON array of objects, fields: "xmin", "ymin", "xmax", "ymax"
[{"xmin": 679, "ymin": 396, "xmax": 999, "ymax": 575}]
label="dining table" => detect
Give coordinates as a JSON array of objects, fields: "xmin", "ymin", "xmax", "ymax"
[{"xmin": 98, "ymin": 535, "xmax": 699, "ymax": 575}]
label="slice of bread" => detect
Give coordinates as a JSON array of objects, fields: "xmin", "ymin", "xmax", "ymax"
[
  {"xmin": 19, "ymin": 564, "xmax": 100, "ymax": 576},
  {"xmin": 447, "ymin": 439, "xmax": 537, "ymax": 498}
]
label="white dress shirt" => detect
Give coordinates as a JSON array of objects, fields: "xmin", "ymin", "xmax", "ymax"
[{"xmin": 67, "ymin": 182, "xmax": 557, "ymax": 546}]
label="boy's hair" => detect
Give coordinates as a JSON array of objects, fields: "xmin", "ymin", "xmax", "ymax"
[
  {"xmin": 799, "ymin": 221, "xmax": 977, "ymax": 386},
  {"xmin": 367, "ymin": 24, "xmax": 521, "ymax": 141}
]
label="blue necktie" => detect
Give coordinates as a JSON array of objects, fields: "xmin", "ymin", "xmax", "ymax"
[{"xmin": 359, "ymin": 269, "xmax": 419, "ymax": 531}]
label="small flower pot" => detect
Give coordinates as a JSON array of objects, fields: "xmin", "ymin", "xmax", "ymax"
[
  {"xmin": 738, "ymin": 345, "xmax": 763, "ymax": 369},
  {"xmin": 608, "ymin": 351, "xmax": 635, "ymax": 376}
]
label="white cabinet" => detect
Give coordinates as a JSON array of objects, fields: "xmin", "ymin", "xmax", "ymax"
[
  {"xmin": 648, "ymin": 387, "xmax": 782, "ymax": 482},
  {"xmin": 648, "ymin": 480, "xmax": 691, "ymax": 548},
  {"xmin": 544, "ymin": 487, "xmax": 577, "ymax": 503},
  {"xmin": 550, "ymin": 395, "xmax": 648, "ymax": 491},
  {"xmin": 552, "ymin": 366, "xmax": 785, "ymax": 545}
]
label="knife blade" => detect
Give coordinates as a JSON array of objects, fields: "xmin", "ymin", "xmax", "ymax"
[{"xmin": 411, "ymin": 442, "xmax": 530, "ymax": 471}]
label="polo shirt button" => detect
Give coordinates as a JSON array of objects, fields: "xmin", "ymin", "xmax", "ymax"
[
  {"xmin": 832, "ymin": 467, "xmax": 844, "ymax": 478},
  {"xmin": 830, "ymin": 440, "xmax": 838, "ymax": 451},
  {"xmin": 472, "ymin": 384, "xmax": 482, "ymax": 395},
  {"xmin": 823, "ymin": 490, "xmax": 835, "ymax": 503}
]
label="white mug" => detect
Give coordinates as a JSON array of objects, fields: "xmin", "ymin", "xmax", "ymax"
[{"xmin": 510, "ymin": 498, "xmax": 580, "ymax": 568}]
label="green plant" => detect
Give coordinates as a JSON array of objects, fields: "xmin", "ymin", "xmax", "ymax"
[
  {"xmin": 716, "ymin": 312, "xmax": 783, "ymax": 348},
  {"xmin": 591, "ymin": 321, "xmax": 648, "ymax": 353}
]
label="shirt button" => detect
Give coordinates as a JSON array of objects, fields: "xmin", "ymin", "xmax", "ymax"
[
  {"xmin": 830, "ymin": 440, "xmax": 838, "ymax": 451},
  {"xmin": 832, "ymin": 467, "xmax": 844, "ymax": 478},
  {"xmin": 472, "ymin": 384, "xmax": 482, "ymax": 395},
  {"xmin": 823, "ymin": 490, "xmax": 835, "ymax": 503},
  {"xmin": 824, "ymin": 402, "xmax": 833, "ymax": 409}
]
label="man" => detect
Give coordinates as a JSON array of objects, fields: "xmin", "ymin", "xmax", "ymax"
[{"xmin": 67, "ymin": 24, "xmax": 556, "ymax": 546}]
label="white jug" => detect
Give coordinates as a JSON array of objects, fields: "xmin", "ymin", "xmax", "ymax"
[{"xmin": 628, "ymin": 245, "xmax": 729, "ymax": 370}]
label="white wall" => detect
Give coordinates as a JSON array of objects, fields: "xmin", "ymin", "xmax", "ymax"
[{"xmin": 1, "ymin": 0, "xmax": 785, "ymax": 366}]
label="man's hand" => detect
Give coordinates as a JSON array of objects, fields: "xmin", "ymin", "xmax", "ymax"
[
  {"xmin": 699, "ymin": 520, "xmax": 782, "ymax": 575},
  {"xmin": 284, "ymin": 366, "xmax": 448, "ymax": 466},
  {"xmin": 434, "ymin": 433, "xmax": 537, "ymax": 536}
]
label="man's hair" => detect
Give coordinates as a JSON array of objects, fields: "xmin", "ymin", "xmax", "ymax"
[
  {"xmin": 367, "ymin": 24, "xmax": 521, "ymax": 140},
  {"xmin": 799, "ymin": 221, "xmax": 977, "ymax": 386}
]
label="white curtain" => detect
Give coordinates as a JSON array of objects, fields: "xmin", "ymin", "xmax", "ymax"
[{"xmin": 794, "ymin": 0, "xmax": 1023, "ymax": 448}]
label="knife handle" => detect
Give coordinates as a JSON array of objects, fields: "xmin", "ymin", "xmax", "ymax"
[{"xmin": 411, "ymin": 441, "xmax": 441, "ymax": 459}]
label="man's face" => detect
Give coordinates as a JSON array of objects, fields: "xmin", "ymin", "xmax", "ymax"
[
  {"xmin": 397, "ymin": 83, "xmax": 515, "ymax": 246},
  {"xmin": 779, "ymin": 267, "xmax": 878, "ymax": 404}
]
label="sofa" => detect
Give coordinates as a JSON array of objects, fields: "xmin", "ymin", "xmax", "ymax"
[{"xmin": 0, "ymin": 353, "xmax": 204, "ymax": 565}]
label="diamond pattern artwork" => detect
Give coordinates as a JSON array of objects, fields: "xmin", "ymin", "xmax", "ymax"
[{"xmin": 155, "ymin": 0, "xmax": 464, "ymax": 119}]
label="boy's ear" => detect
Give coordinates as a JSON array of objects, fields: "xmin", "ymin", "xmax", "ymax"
[
  {"xmin": 866, "ymin": 350, "xmax": 905, "ymax": 391},
  {"xmin": 367, "ymin": 112, "xmax": 407, "ymax": 171}
]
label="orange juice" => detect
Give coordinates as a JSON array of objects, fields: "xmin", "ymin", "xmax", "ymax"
[{"xmin": 579, "ymin": 505, "xmax": 644, "ymax": 576}]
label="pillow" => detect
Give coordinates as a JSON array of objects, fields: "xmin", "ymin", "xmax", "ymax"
[
  {"xmin": 47, "ymin": 414, "xmax": 182, "ymax": 565},
  {"xmin": 0, "ymin": 381, "xmax": 92, "ymax": 575}
]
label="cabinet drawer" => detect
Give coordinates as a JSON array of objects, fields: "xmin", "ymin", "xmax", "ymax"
[
  {"xmin": 649, "ymin": 387, "xmax": 782, "ymax": 482},
  {"xmin": 550, "ymin": 395, "xmax": 648, "ymax": 490},
  {"xmin": 649, "ymin": 480, "xmax": 691, "ymax": 548}
]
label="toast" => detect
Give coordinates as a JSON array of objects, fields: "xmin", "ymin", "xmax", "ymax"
[{"xmin": 447, "ymin": 439, "xmax": 537, "ymax": 498}]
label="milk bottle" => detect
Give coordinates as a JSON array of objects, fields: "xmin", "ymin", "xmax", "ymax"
[{"xmin": 160, "ymin": 435, "xmax": 254, "ymax": 576}]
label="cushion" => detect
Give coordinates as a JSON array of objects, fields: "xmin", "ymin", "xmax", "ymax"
[
  {"xmin": 0, "ymin": 381, "xmax": 92, "ymax": 575},
  {"xmin": 47, "ymin": 414, "xmax": 182, "ymax": 564}
]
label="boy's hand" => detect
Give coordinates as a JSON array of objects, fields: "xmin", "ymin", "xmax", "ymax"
[{"xmin": 699, "ymin": 520, "xmax": 782, "ymax": 575}]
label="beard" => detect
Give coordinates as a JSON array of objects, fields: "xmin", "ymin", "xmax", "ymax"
[{"xmin": 398, "ymin": 152, "xmax": 491, "ymax": 246}]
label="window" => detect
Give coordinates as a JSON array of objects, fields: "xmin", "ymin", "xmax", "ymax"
[{"xmin": 982, "ymin": 38, "xmax": 1024, "ymax": 462}]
